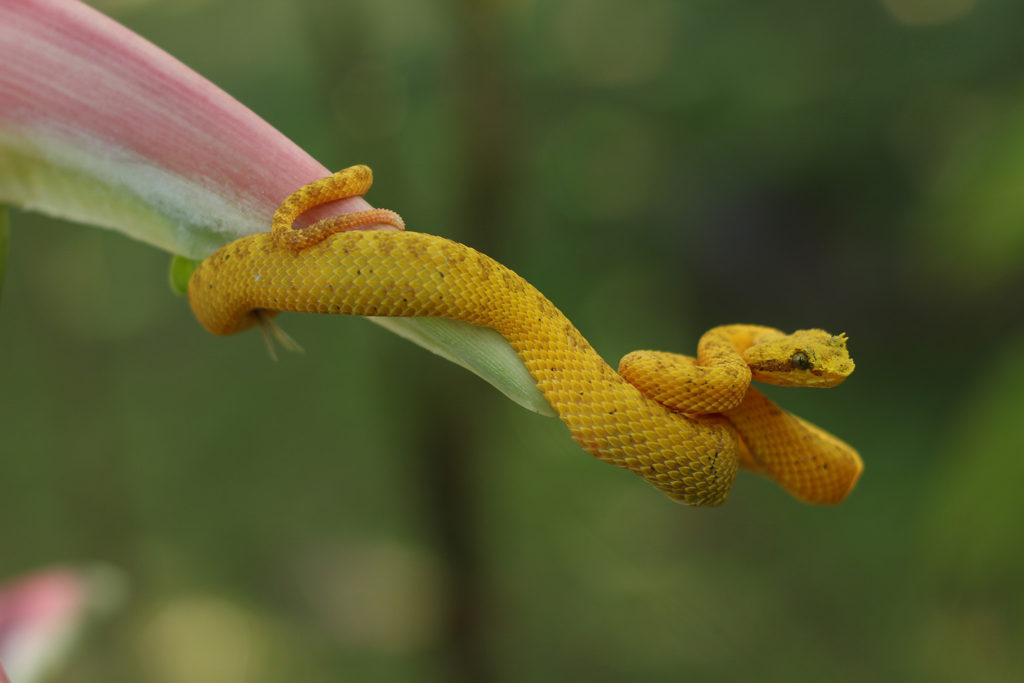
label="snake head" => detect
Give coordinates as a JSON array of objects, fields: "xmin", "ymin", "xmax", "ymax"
[{"xmin": 743, "ymin": 329, "xmax": 854, "ymax": 387}]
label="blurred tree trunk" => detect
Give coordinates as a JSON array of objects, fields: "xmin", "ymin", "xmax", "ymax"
[
  {"xmin": 419, "ymin": 1, "xmax": 520, "ymax": 681},
  {"xmin": 303, "ymin": 0, "xmax": 521, "ymax": 679}
]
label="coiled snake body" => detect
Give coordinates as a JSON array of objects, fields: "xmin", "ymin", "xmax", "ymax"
[{"xmin": 189, "ymin": 166, "xmax": 862, "ymax": 506}]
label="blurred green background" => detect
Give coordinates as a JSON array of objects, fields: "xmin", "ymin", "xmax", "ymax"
[{"xmin": 3, "ymin": 0, "xmax": 1024, "ymax": 681}]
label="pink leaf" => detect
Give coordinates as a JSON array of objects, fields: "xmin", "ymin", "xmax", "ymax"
[
  {"xmin": 0, "ymin": 0, "xmax": 553, "ymax": 415},
  {"xmin": 0, "ymin": 0, "xmax": 371, "ymax": 258}
]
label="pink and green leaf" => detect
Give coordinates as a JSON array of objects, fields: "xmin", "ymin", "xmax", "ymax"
[
  {"xmin": 0, "ymin": 566, "xmax": 125, "ymax": 683},
  {"xmin": 0, "ymin": 0, "xmax": 551, "ymax": 415}
]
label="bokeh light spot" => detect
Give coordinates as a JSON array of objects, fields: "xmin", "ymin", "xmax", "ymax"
[
  {"xmin": 288, "ymin": 541, "xmax": 444, "ymax": 652},
  {"xmin": 138, "ymin": 595, "xmax": 274, "ymax": 683}
]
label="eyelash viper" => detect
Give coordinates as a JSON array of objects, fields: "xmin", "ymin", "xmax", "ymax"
[{"xmin": 188, "ymin": 166, "xmax": 862, "ymax": 506}]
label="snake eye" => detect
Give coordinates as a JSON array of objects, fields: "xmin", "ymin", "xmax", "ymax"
[{"xmin": 790, "ymin": 351, "xmax": 812, "ymax": 371}]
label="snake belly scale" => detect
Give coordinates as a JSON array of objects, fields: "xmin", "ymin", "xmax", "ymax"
[{"xmin": 188, "ymin": 166, "xmax": 861, "ymax": 506}]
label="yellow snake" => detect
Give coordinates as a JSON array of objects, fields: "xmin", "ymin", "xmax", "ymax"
[{"xmin": 188, "ymin": 166, "xmax": 862, "ymax": 506}]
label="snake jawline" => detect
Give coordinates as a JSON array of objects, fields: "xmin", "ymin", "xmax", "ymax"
[{"xmin": 188, "ymin": 229, "xmax": 740, "ymax": 506}]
